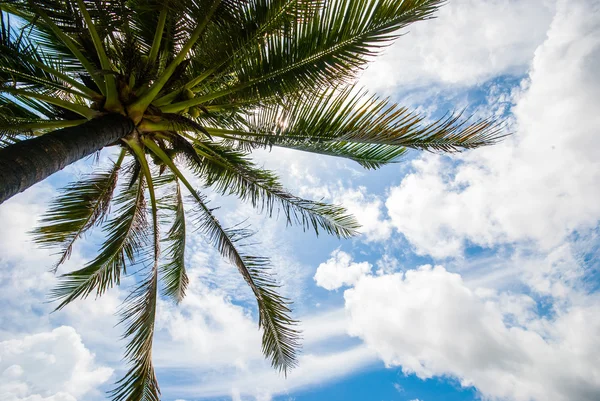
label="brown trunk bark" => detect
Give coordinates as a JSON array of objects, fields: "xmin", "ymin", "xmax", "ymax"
[{"xmin": 0, "ymin": 114, "xmax": 134, "ymax": 204}]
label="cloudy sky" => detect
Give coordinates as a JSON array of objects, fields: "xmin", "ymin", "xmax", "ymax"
[{"xmin": 2, "ymin": 0, "xmax": 600, "ymax": 400}]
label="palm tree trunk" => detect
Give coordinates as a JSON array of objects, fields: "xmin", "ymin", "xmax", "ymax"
[{"xmin": 0, "ymin": 114, "xmax": 134, "ymax": 204}]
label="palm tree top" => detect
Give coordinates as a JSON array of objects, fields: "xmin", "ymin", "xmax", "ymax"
[{"xmin": 0, "ymin": 0, "xmax": 504, "ymax": 399}]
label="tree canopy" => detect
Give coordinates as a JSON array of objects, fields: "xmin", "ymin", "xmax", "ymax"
[{"xmin": 0, "ymin": 0, "xmax": 504, "ymax": 399}]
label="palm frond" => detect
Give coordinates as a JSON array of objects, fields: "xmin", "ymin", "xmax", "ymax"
[
  {"xmin": 128, "ymin": 0, "xmax": 223, "ymax": 118},
  {"xmin": 0, "ymin": 119, "xmax": 87, "ymax": 138},
  {"xmin": 204, "ymin": 88, "xmax": 505, "ymax": 166},
  {"xmin": 281, "ymin": 140, "xmax": 409, "ymax": 169},
  {"xmin": 1, "ymin": 86, "xmax": 97, "ymax": 119},
  {"xmin": 171, "ymin": 135, "xmax": 359, "ymax": 238},
  {"xmin": 191, "ymin": 196, "xmax": 300, "ymax": 373},
  {"xmin": 31, "ymin": 150, "xmax": 126, "ymax": 271},
  {"xmin": 111, "ymin": 137, "xmax": 161, "ymax": 401},
  {"xmin": 0, "ymin": 93, "xmax": 39, "ymax": 119},
  {"xmin": 75, "ymin": 0, "xmax": 120, "ymax": 109},
  {"xmin": 152, "ymin": 0, "xmax": 324, "ymax": 106},
  {"xmin": 143, "ymin": 138, "xmax": 300, "ymax": 372},
  {"xmin": 0, "ymin": 9, "xmax": 96, "ymax": 99},
  {"xmin": 161, "ymin": 0, "xmax": 444, "ymax": 112},
  {"xmin": 111, "ymin": 265, "xmax": 160, "ymax": 401},
  {"xmin": 159, "ymin": 178, "xmax": 188, "ymax": 303},
  {"xmin": 28, "ymin": 3, "xmax": 106, "ymax": 92},
  {"xmin": 51, "ymin": 172, "xmax": 149, "ymax": 309},
  {"xmin": 0, "ymin": 93, "xmax": 41, "ymax": 144}
]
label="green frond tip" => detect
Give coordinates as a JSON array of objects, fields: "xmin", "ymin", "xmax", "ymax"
[
  {"xmin": 251, "ymin": 263, "xmax": 301, "ymax": 374},
  {"xmin": 111, "ymin": 267, "xmax": 160, "ymax": 401},
  {"xmin": 175, "ymin": 138, "xmax": 361, "ymax": 238},
  {"xmin": 280, "ymin": 141, "xmax": 409, "ymax": 170},
  {"xmin": 31, "ymin": 151, "xmax": 125, "ymax": 271},
  {"xmin": 50, "ymin": 174, "xmax": 149, "ymax": 310},
  {"xmin": 159, "ymin": 179, "xmax": 189, "ymax": 303},
  {"xmin": 192, "ymin": 206, "xmax": 301, "ymax": 374},
  {"xmin": 235, "ymin": 86, "xmax": 505, "ymax": 159}
]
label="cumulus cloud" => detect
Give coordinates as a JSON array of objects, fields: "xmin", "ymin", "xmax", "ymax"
[
  {"xmin": 298, "ymin": 184, "xmax": 392, "ymax": 243},
  {"xmin": 344, "ymin": 265, "xmax": 600, "ymax": 401},
  {"xmin": 2, "ymin": 3, "xmax": 599, "ymax": 401},
  {"xmin": 385, "ymin": 0, "xmax": 600, "ymax": 258},
  {"xmin": 332, "ymin": 187, "xmax": 392, "ymax": 242},
  {"xmin": 0, "ymin": 327, "xmax": 113, "ymax": 401},
  {"xmin": 314, "ymin": 250, "xmax": 372, "ymax": 290},
  {"xmin": 155, "ymin": 275, "xmax": 376, "ymax": 400},
  {"xmin": 360, "ymin": 0, "xmax": 555, "ymax": 92},
  {"xmin": 154, "ymin": 276, "xmax": 263, "ymax": 370}
]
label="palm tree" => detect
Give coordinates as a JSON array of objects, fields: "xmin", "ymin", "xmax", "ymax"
[{"xmin": 0, "ymin": 0, "xmax": 503, "ymax": 399}]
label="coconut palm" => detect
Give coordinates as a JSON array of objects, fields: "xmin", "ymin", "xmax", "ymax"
[{"xmin": 0, "ymin": 0, "xmax": 503, "ymax": 399}]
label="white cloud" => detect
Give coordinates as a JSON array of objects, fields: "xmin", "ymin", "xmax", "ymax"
[
  {"xmin": 249, "ymin": 148, "xmax": 393, "ymax": 243},
  {"xmin": 385, "ymin": 0, "xmax": 600, "ymax": 258},
  {"xmin": 299, "ymin": 308, "xmax": 351, "ymax": 345},
  {"xmin": 361, "ymin": 0, "xmax": 556, "ymax": 92},
  {"xmin": 344, "ymin": 265, "xmax": 600, "ymax": 401},
  {"xmin": 2, "ymin": 3, "xmax": 599, "ymax": 401},
  {"xmin": 168, "ymin": 345, "xmax": 377, "ymax": 400},
  {"xmin": 154, "ymin": 271, "xmax": 263, "ymax": 371},
  {"xmin": 155, "ymin": 276, "xmax": 376, "ymax": 399},
  {"xmin": 375, "ymin": 254, "xmax": 401, "ymax": 276},
  {"xmin": 332, "ymin": 187, "xmax": 392, "ymax": 242},
  {"xmin": 314, "ymin": 250, "xmax": 372, "ymax": 290},
  {"xmin": 298, "ymin": 183, "xmax": 392, "ymax": 243},
  {"xmin": 0, "ymin": 327, "xmax": 113, "ymax": 401},
  {"xmin": 0, "ymin": 179, "xmax": 129, "ymax": 367}
]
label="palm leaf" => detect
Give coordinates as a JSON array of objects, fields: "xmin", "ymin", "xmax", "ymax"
[
  {"xmin": 281, "ymin": 140, "xmax": 409, "ymax": 169},
  {"xmin": 206, "ymin": 87, "xmax": 504, "ymax": 164},
  {"xmin": 111, "ymin": 265, "xmax": 160, "ymax": 401},
  {"xmin": 51, "ymin": 172, "xmax": 149, "ymax": 309},
  {"xmin": 192, "ymin": 194, "xmax": 300, "ymax": 373},
  {"xmin": 26, "ymin": 3, "xmax": 107, "ymax": 92},
  {"xmin": 160, "ymin": 0, "xmax": 444, "ymax": 112},
  {"xmin": 159, "ymin": 178, "xmax": 188, "ymax": 303},
  {"xmin": 0, "ymin": 118, "xmax": 87, "ymax": 138},
  {"xmin": 111, "ymin": 137, "xmax": 161, "ymax": 401},
  {"xmin": 144, "ymin": 138, "xmax": 300, "ymax": 372},
  {"xmin": 191, "ymin": 194, "xmax": 300, "ymax": 373},
  {"xmin": 0, "ymin": 86, "xmax": 97, "ymax": 119},
  {"xmin": 31, "ymin": 150, "xmax": 126, "ymax": 271},
  {"xmin": 167, "ymin": 132, "xmax": 359, "ymax": 238},
  {"xmin": 152, "ymin": 0, "xmax": 324, "ymax": 106},
  {"xmin": 0, "ymin": 93, "xmax": 41, "ymax": 145}
]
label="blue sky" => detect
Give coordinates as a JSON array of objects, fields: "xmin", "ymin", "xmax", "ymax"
[{"xmin": 1, "ymin": 1, "xmax": 600, "ymax": 401}]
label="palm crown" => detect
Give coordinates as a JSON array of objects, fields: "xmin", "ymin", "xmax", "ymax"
[{"xmin": 0, "ymin": 0, "xmax": 503, "ymax": 400}]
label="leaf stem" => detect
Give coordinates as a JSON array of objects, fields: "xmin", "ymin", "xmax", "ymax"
[
  {"xmin": 1, "ymin": 119, "xmax": 87, "ymax": 134},
  {"xmin": 1, "ymin": 87, "xmax": 98, "ymax": 119},
  {"xmin": 76, "ymin": 0, "xmax": 122, "ymax": 113},
  {"xmin": 34, "ymin": 6, "xmax": 106, "ymax": 95},
  {"xmin": 147, "ymin": 7, "xmax": 167, "ymax": 65},
  {"xmin": 128, "ymin": 0, "xmax": 222, "ymax": 122}
]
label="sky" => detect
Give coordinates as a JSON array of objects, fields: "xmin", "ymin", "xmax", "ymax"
[{"xmin": 1, "ymin": 0, "xmax": 600, "ymax": 400}]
